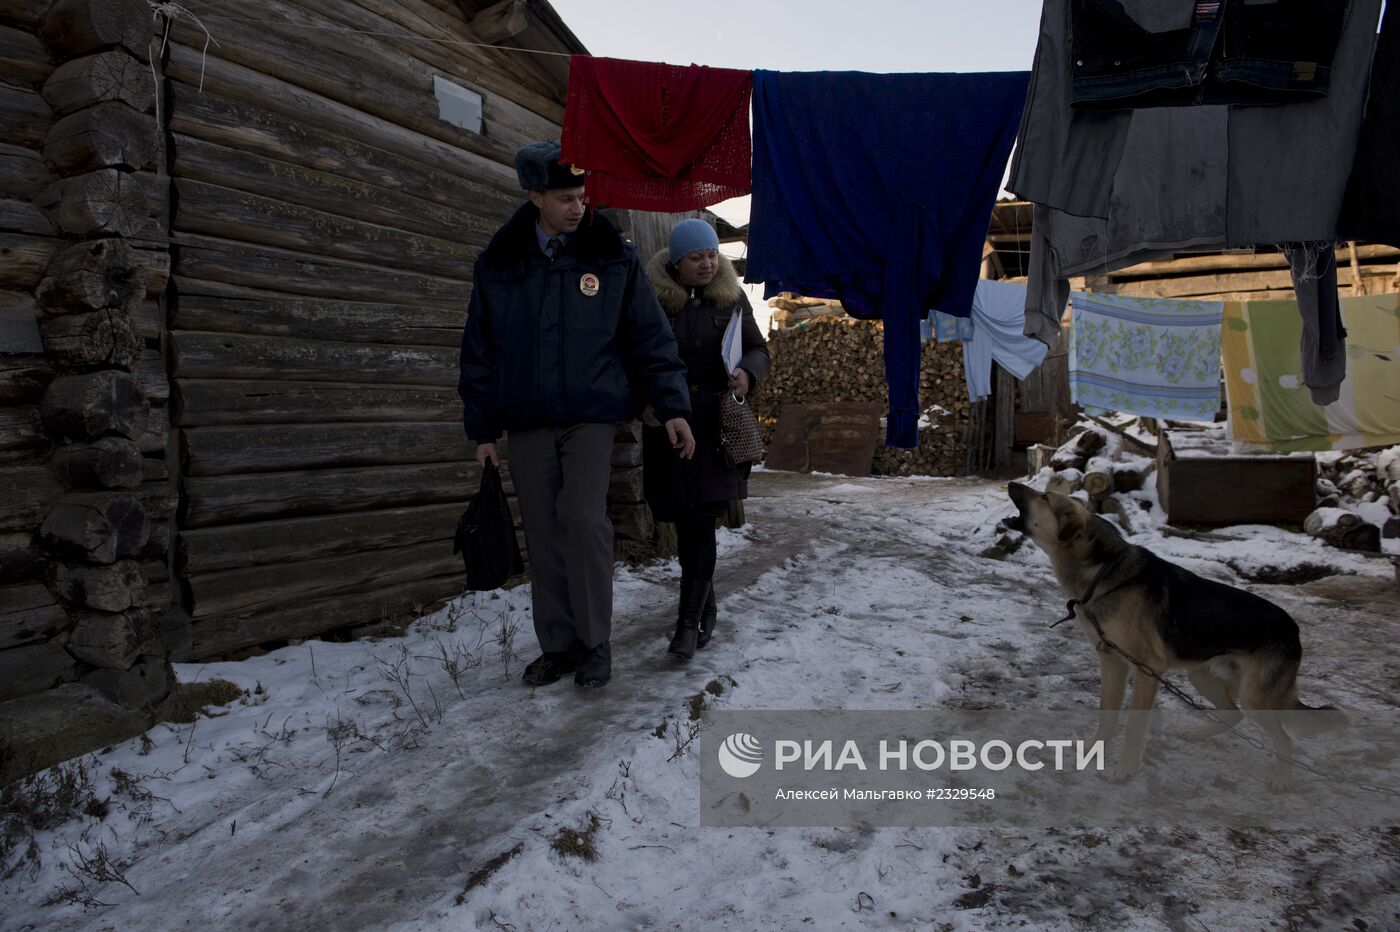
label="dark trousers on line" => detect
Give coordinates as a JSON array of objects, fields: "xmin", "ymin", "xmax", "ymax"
[{"xmin": 507, "ymin": 423, "xmax": 616, "ymax": 652}]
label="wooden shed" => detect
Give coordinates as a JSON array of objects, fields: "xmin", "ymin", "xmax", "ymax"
[{"xmin": 0, "ymin": 0, "xmax": 637, "ymax": 777}]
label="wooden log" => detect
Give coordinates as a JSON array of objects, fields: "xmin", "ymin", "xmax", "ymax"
[
  {"xmin": 171, "ymin": 133, "xmax": 500, "ymax": 248},
  {"xmin": 40, "ymin": 308, "xmax": 141, "ymax": 368},
  {"xmin": 0, "ymin": 143, "xmax": 54, "ymax": 198},
  {"xmin": 178, "ymin": 501, "xmax": 465, "ymax": 575},
  {"xmin": 53, "ymin": 558, "xmax": 145, "ymax": 611},
  {"xmin": 470, "ymin": 0, "xmax": 528, "ymax": 42},
  {"xmin": 1082, "ymin": 456, "xmax": 1115, "ymax": 499},
  {"xmin": 131, "ymin": 247, "xmax": 169, "ymax": 296},
  {"xmin": 129, "ymin": 297, "xmax": 159, "ymax": 343},
  {"xmin": 0, "ymin": 642, "xmax": 79, "ymax": 702},
  {"xmin": 0, "ymin": 304, "xmax": 43, "ymax": 355},
  {"xmin": 1304, "ymin": 508, "xmax": 1382, "ymax": 553},
  {"xmin": 1113, "ymin": 460, "xmax": 1154, "ymax": 494},
  {"xmin": 40, "ymin": 0, "xmax": 152, "ymax": 60},
  {"xmin": 173, "ymin": 379, "xmax": 460, "ymax": 427},
  {"xmin": 0, "ymin": 197, "xmax": 55, "ymax": 235},
  {"xmin": 171, "ymin": 331, "xmax": 457, "ymax": 387},
  {"xmin": 162, "ymin": 40, "xmax": 518, "ymax": 197},
  {"xmin": 171, "ymin": 277, "xmax": 462, "ymax": 347},
  {"xmin": 1106, "ymin": 244, "xmax": 1400, "ymax": 279},
  {"xmin": 41, "ymin": 49, "xmax": 153, "ymax": 115},
  {"xmin": 164, "ymin": 5, "xmax": 526, "ymax": 169},
  {"xmin": 173, "ymin": 178, "xmax": 477, "ymax": 280},
  {"xmin": 166, "ymin": 84, "xmax": 520, "ymax": 222},
  {"xmin": 49, "ymin": 436, "xmax": 143, "ymax": 489},
  {"xmin": 0, "ymin": 81, "xmax": 53, "ymax": 149},
  {"xmin": 173, "ymin": 235, "xmax": 471, "ymax": 309},
  {"xmin": 187, "ymin": 572, "xmax": 465, "ymax": 659},
  {"xmin": 1, "ymin": 464, "xmax": 61, "ymax": 532},
  {"xmin": 183, "ymin": 460, "xmax": 487, "ymax": 528},
  {"xmin": 182, "ymin": 421, "xmax": 466, "ymax": 476},
  {"xmin": 132, "ymin": 346, "xmax": 166, "ymax": 403},
  {"xmin": 39, "ymin": 491, "xmax": 147, "ymax": 562},
  {"xmin": 36, "ymin": 168, "xmax": 150, "ymax": 236},
  {"xmin": 40, "ymin": 370, "xmax": 148, "ymax": 440},
  {"xmin": 0, "ymin": 582, "xmax": 67, "ymax": 649},
  {"xmin": 1046, "ymin": 468, "xmax": 1084, "ymax": 496},
  {"xmin": 186, "ymin": 538, "xmax": 461, "ymax": 619},
  {"xmin": 42, "ymin": 101, "xmax": 157, "ymax": 172},
  {"xmin": 135, "ymin": 401, "xmax": 166, "ymax": 455},
  {"xmin": 35, "ymin": 237, "xmax": 144, "ymax": 311},
  {"xmin": 64, "ymin": 609, "xmax": 142, "ymax": 669},
  {"xmin": 2, "ymin": 0, "xmax": 60, "ymax": 28},
  {"xmin": 0, "ymin": 231, "xmax": 60, "ymax": 291},
  {"xmin": 1050, "ymin": 428, "xmax": 1106, "ymax": 470},
  {"xmin": 0, "ymin": 531, "xmax": 47, "ymax": 584},
  {"xmin": 0, "ymin": 25, "xmax": 53, "ymax": 89},
  {"xmin": 0, "ymin": 405, "xmax": 43, "ymax": 451}
]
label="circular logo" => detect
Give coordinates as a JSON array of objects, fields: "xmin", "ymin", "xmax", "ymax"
[
  {"xmin": 717, "ymin": 732, "xmax": 763, "ymax": 779},
  {"xmin": 579, "ymin": 273, "xmax": 600, "ymax": 297}
]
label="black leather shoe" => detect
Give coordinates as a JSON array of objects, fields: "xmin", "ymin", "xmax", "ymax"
[
  {"xmin": 697, "ymin": 585, "xmax": 718, "ymax": 649},
  {"xmin": 522, "ymin": 647, "xmax": 580, "ymax": 687},
  {"xmin": 574, "ymin": 641, "xmax": 611, "ymax": 688}
]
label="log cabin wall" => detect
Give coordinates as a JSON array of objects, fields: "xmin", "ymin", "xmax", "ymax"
[
  {"xmin": 1, "ymin": 0, "xmax": 175, "ymax": 778},
  {"xmin": 149, "ymin": 0, "xmax": 605, "ymax": 660}
]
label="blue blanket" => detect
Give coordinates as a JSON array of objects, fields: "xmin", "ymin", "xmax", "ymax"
[{"xmin": 747, "ymin": 69, "xmax": 1028, "ymax": 446}]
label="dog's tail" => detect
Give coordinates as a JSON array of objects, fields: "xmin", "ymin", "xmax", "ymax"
[{"xmin": 1286, "ymin": 701, "xmax": 1349, "ymax": 736}]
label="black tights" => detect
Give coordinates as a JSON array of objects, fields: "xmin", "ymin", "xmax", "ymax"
[{"xmin": 675, "ymin": 514, "xmax": 717, "ymax": 582}]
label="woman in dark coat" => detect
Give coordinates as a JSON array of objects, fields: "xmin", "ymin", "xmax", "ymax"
[{"xmin": 642, "ymin": 218, "xmax": 771, "ymax": 662}]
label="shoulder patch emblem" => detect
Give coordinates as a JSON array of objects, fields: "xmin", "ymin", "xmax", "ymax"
[{"xmin": 579, "ymin": 273, "xmax": 600, "ymax": 296}]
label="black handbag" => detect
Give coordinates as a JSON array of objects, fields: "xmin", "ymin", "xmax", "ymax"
[
  {"xmin": 453, "ymin": 460, "xmax": 524, "ymax": 591},
  {"xmin": 719, "ymin": 390, "xmax": 764, "ymax": 466}
]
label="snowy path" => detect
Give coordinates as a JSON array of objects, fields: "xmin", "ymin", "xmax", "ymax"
[{"xmin": 6, "ymin": 471, "xmax": 1399, "ymax": 930}]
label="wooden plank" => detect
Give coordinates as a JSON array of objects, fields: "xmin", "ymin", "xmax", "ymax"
[
  {"xmin": 170, "ymin": 134, "xmax": 500, "ymax": 248},
  {"xmin": 179, "ymin": 501, "xmax": 465, "ymax": 574},
  {"xmin": 167, "ymin": 84, "xmax": 520, "ymax": 221},
  {"xmin": 187, "ymin": 538, "xmax": 462, "ymax": 619},
  {"xmin": 0, "ymin": 25, "xmax": 53, "ymax": 89},
  {"xmin": 470, "ymin": 0, "xmax": 527, "ymax": 42},
  {"xmin": 0, "ymin": 404, "xmax": 42, "ymax": 451},
  {"xmin": 173, "ymin": 234, "xmax": 472, "ymax": 309},
  {"xmin": 1106, "ymin": 245, "xmax": 1400, "ymax": 279},
  {"xmin": 183, "ymin": 460, "xmax": 486, "ymax": 528},
  {"xmin": 187, "ymin": 572, "xmax": 465, "ymax": 659},
  {"xmin": 173, "ymin": 177, "xmax": 478, "ymax": 279},
  {"xmin": 171, "ymin": 277, "xmax": 463, "ymax": 346},
  {"xmin": 0, "ymin": 196, "xmax": 56, "ymax": 235},
  {"xmin": 0, "ymin": 354, "xmax": 54, "ymax": 404},
  {"xmin": 1158, "ymin": 431, "xmax": 1316, "ymax": 526},
  {"xmin": 169, "ymin": 331, "xmax": 458, "ymax": 385},
  {"xmin": 0, "ymin": 81, "xmax": 53, "ymax": 149},
  {"xmin": 182, "ymin": 421, "xmax": 467, "ymax": 476},
  {"xmin": 765, "ymin": 403, "xmax": 883, "ymax": 476},
  {"xmin": 173, "ymin": 379, "xmax": 460, "ymax": 427},
  {"xmin": 1111, "ymin": 269, "xmax": 1296, "ymax": 299}
]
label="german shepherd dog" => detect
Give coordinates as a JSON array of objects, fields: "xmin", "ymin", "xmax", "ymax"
[{"xmin": 1006, "ymin": 482, "xmax": 1346, "ymax": 791}]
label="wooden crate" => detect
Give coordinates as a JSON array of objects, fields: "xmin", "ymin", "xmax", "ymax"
[
  {"xmin": 765, "ymin": 403, "xmax": 883, "ymax": 476},
  {"xmin": 1156, "ymin": 430, "xmax": 1316, "ymax": 526}
]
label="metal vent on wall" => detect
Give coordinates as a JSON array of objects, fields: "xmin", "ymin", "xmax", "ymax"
[{"xmin": 434, "ymin": 76, "xmax": 484, "ymax": 134}]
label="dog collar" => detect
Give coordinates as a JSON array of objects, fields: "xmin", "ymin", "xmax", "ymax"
[{"xmin": 1050, "ymin": 552, "xmax": 1125, "ymax": 628}]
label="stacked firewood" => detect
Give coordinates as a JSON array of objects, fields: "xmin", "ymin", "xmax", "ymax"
[
  {"xmin": 1025, "ymin": 420, "xmax": 1157, "ymax": 533},
  {"xmin": 1308, "ymin": 446, "xmax": 1400, "ymax": 550},
  {"xmin": 751, "ymin": 317, "xmax": 972, "ymax": 476},
  {"xmin": 767, "ymin": 293, "xmax": 846, "ymax": 329}
]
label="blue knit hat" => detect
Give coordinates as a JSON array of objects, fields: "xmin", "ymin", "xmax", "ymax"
[{"xmin": 668, "ymin": 218, "xmax": 719, "ymax": 260}]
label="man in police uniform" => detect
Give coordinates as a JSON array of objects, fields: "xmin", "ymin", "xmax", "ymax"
[{"xmin": 458, "ymin": 141, "xmax": 694, "ymax": 689}]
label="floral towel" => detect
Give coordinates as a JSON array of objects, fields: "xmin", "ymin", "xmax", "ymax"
[
  {"xmin": 1069, "ymin": 292, "xmax": 1224, "ymax": 420},
  {"xmin": 1222, "ymin": 293, "xmax": 1400, "ymax": 451}
]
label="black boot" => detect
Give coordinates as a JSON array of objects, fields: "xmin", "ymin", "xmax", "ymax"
[
  {"xmin": 697, "ymin": 585, "xmax": 718, "ymax": 649},
  {"xmin": 667, "ymin": 578, "xmax": 711, "ymax": 663}
]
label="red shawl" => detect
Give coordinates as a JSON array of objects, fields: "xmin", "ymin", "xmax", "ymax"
[{"xmin": 562, "ymin": 56, "xmax": 752, "ymax": 212}]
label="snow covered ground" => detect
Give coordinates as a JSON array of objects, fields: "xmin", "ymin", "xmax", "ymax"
[{"xmin": 4, "ymin": 469, "xmax": 1399, "ymax": 930}]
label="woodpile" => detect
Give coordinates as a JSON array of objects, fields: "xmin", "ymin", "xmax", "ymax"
[
  {"xmin": 1027, "ymin": 420, "xmax": 1155, "ymax": 533},
  {"xmin": 1309, "ymin": 446, "xmax": 1400, "ymax": 550},
  {"xmin": 767, "ymin": 292, "xmax": 847, "ymax": 330},
  {"xmin": 750, "ymin": 316, "xmax": 972, "ymax": 476}
]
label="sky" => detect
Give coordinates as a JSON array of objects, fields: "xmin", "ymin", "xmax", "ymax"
[{"xmin": 546, "ymin": 0, "xmax": 1043, "ymax": 74}]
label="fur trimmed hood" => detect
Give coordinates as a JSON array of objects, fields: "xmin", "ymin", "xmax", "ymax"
[{"xmin": 646, "ymin": 249, "xmax": 744, "ymax": 315}]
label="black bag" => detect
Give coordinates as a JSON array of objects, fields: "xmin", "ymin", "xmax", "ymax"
[
  {"xmin": 719, "ymin": 391, "xmax": 764, "ymax": 466},
  {"xmin": 452, "ymin": 460, "xmax": 524, "ymax": 590}
]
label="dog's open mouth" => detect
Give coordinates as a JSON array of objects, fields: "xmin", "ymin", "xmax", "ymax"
[{"xmin": 1003, "ymin": 483, "xmax": 1029, "ymax": 532}]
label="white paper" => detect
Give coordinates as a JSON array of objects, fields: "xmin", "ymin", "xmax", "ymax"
[{"xmin": 721, "ymin": 309, "xmax": 743, "ymax": 377}]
